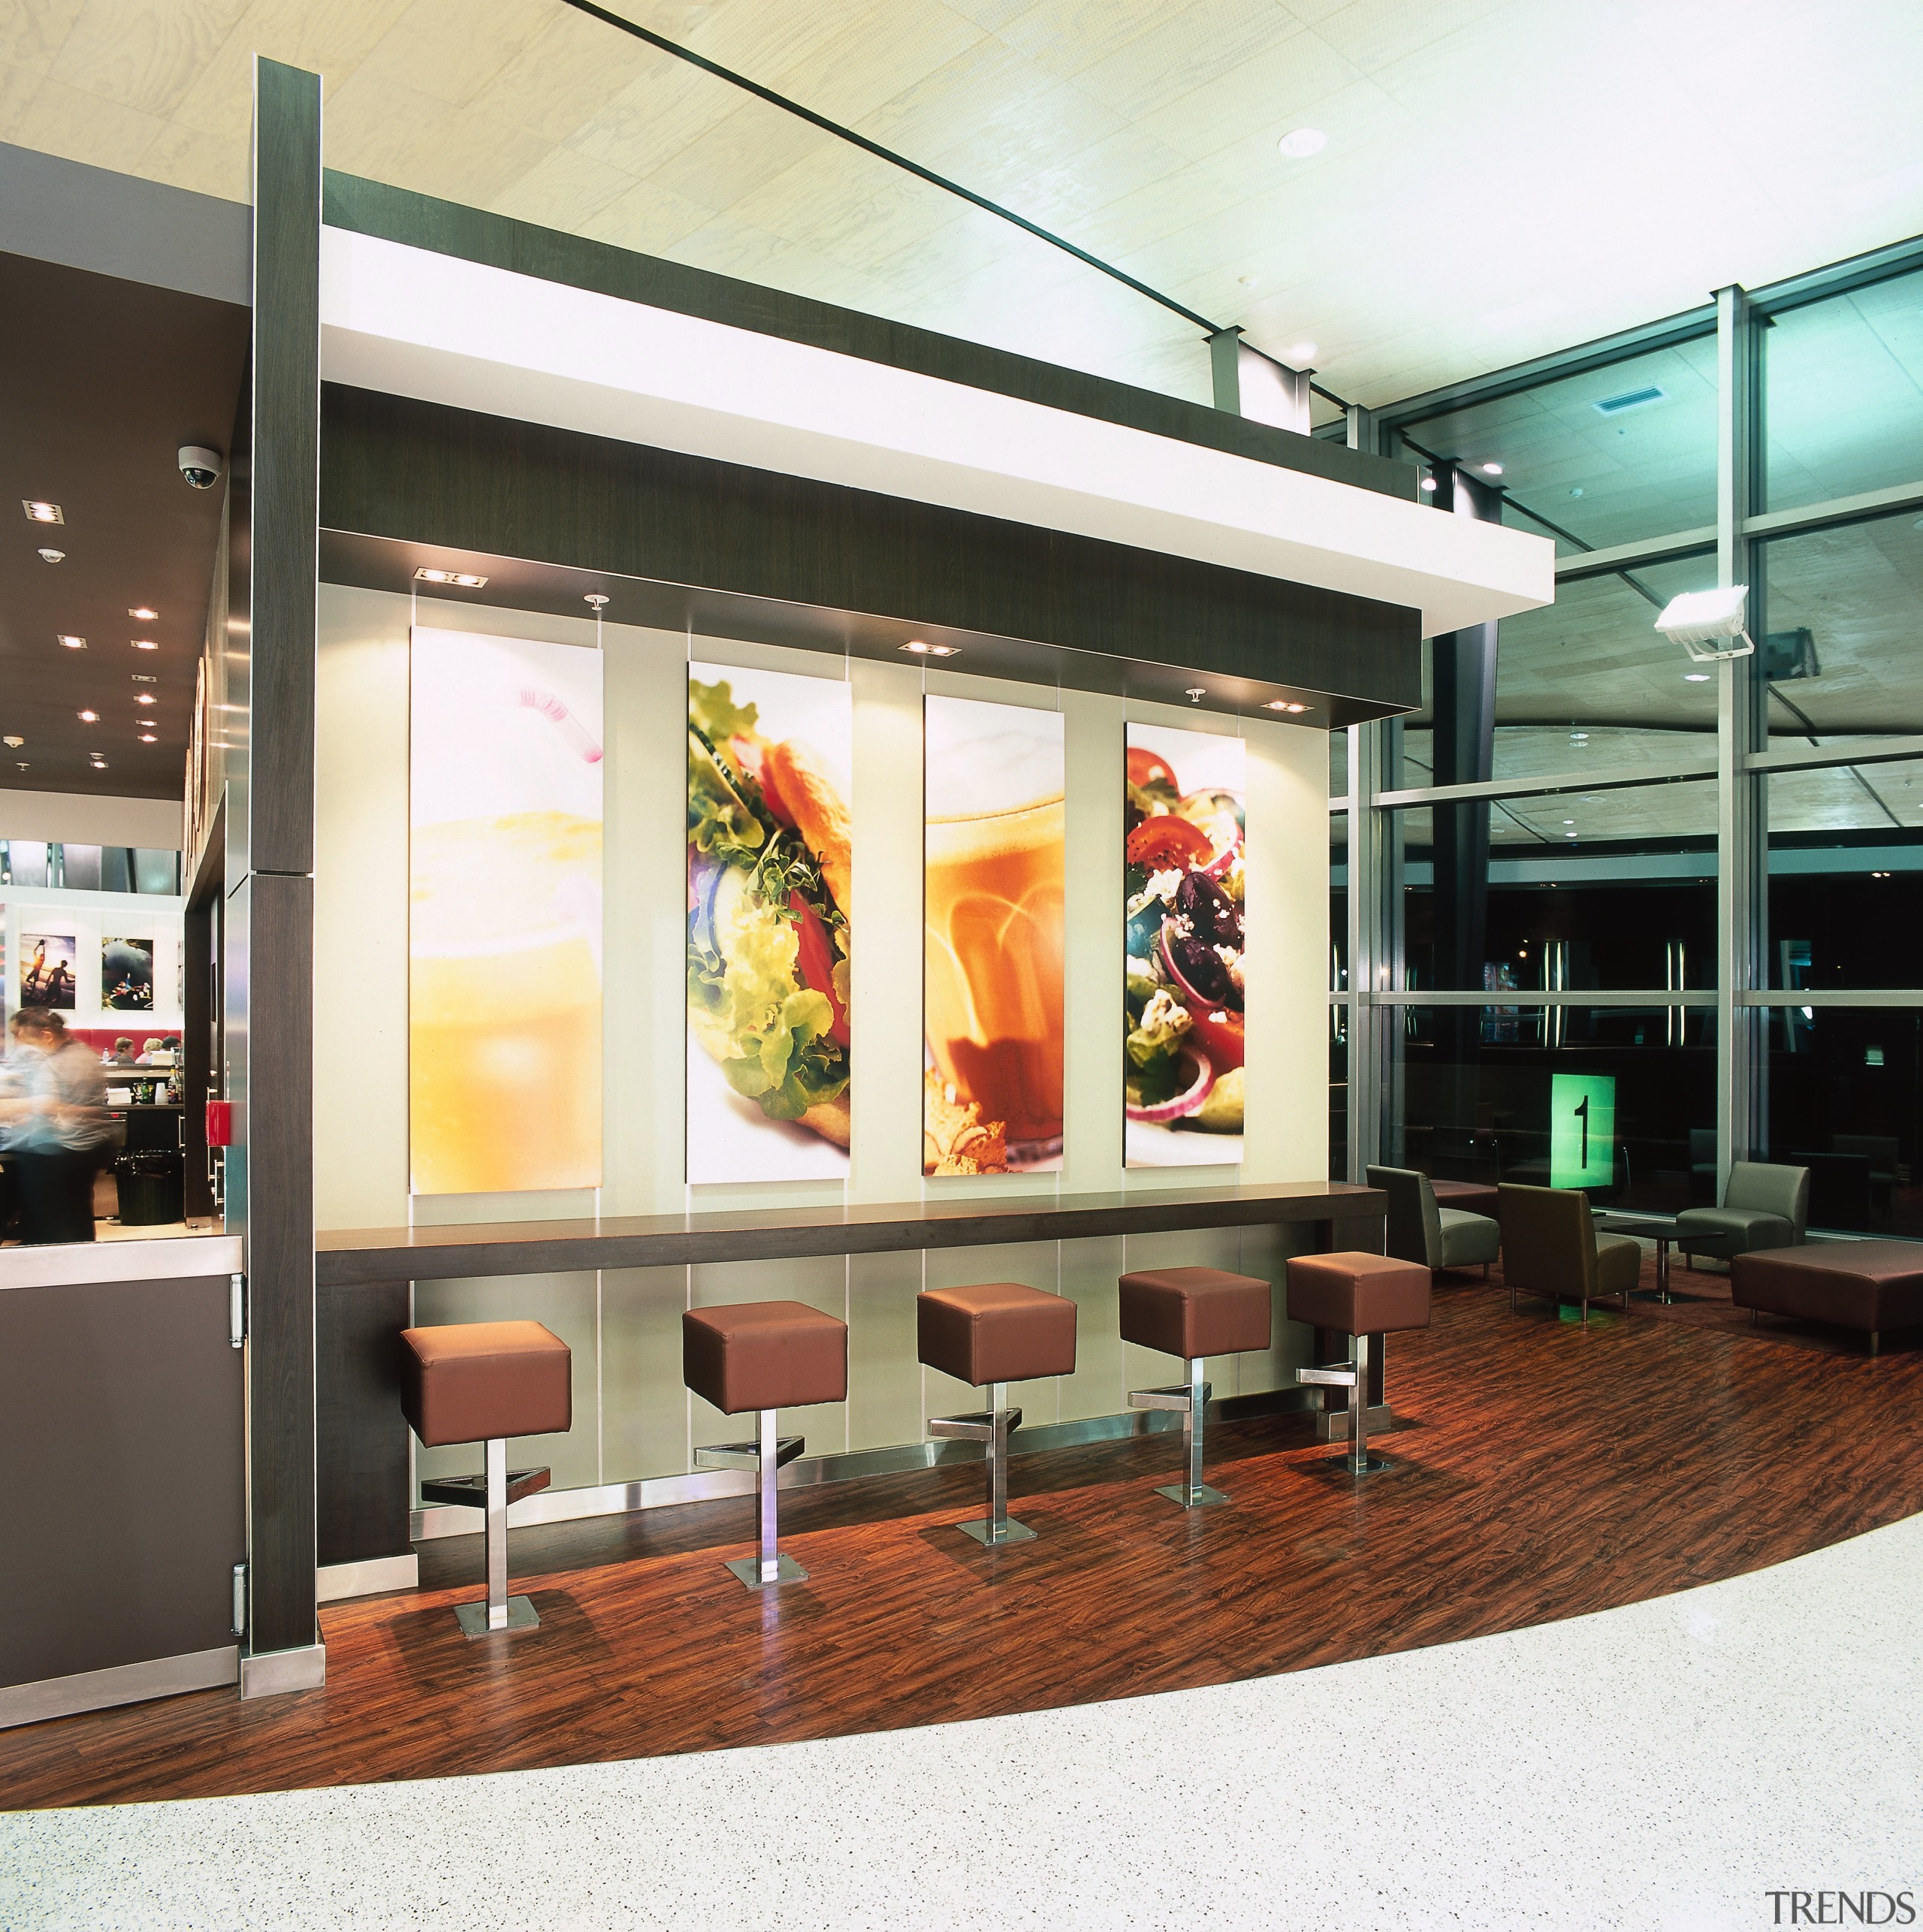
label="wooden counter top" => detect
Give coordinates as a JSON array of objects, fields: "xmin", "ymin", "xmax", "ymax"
[{"xmin": 315, "ymin": 1181, "xmax": 1386, "ymax": 1285}]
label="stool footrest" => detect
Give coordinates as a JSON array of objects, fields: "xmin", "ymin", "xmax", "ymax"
[
  {"xmin": 1129, "ymin": 1381, "xmax": 1211, "ymax": 1414},
  {"xmin": 695, "ymin": 1434, "xmax": 805, "ymax": 1473},
  {"xmin": 1297, "ymin": 1362, "xmax": 1358, "ymax": 1389},
  {"xmin": 419, "ymin": 1466, "xmax": 551, "ymax": 1510},
  {"xmin": 928, "ymin": 1408, "xmax": 1022, "ymax": 1444}
]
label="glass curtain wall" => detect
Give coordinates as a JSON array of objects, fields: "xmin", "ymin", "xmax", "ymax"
[{"xmin": 1335, "ymin": 233, "xmax": 1923, "ymax": 1238}]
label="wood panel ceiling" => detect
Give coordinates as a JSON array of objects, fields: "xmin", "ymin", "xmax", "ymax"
[{"xmin": 5, "ymin": 0, "xmax": 1921, "ymax": 412}]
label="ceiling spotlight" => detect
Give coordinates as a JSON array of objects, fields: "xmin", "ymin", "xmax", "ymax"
[
  {"xmin": 1683, "ymin": 672, "xmax": 1710, "ymax": 682},
  {"xmin": 131, "ymin": 638, "xmax": 158, "ymax": 651},
  {"xmin": 413, "ymin": 566, "xmax": 489, "ymax": 588},
  {"xmin": 90, "ymin": 756, "xmax": 107, "ymax": 768},
  {"xmin": 1565, "ymin": 831, "xmax": 1577, "ymax": 839},
  {"xmin": 901, "ymin": 638, "xmax": 932, "ymax": 654},
  {"xmin": 1289, "ymin": 340, "xmax": 1318, "ymax": 364},
  {"xmin": 1237, "ymin": 274, "xmax": 1257, "ymax": 287},
  {"xmin": 38, "ymin": 547, "xmax": 64, "ymax": 563},
  {"xmin": 58, "ymin": 634, "xmax": 86, "ymax": 650},
  {"xmin": 1420, "ymin": 477, "xmax": 1438, "ymax": 493},
  {"xmin": 23, "ymin": 500, "xmax": 63, "ymax": 524},
  {"xmin": 1562, "ymin": 819, "xmax": 1574, "ymax": 826},
  {"xmin": 1265, "ymin": 699, "xmax": 1310, "ymax": 714},
  {"xmin": 928, "ymin": 643, "xmax": 958, "ymax": 657},
  {"xmin": 1569, "ymin": 488, "xmax": 1586, "ymax": 499},
  {"xmin": 1277, "ymin": 128, "xmax": 1327, "ymax": 158},
  {"xmin": 128, "ymin": 606, "xmax": 158, "ymax": 620},
  {"xmin": 1187, "ymin": 687, "xmax": 1206, "ymax": 704},
  {"xmin": 138, "ymin": 732, "xmax": 157, "ymax": 743},
  {"xmin": 3, "ymin": 735, "xmax": 21, "ymax": 748},
  {"xmin": 135, "ymin": 693, "xmax": 156, "ymax": 705},
  {"xmin": 131, "ymin": 673, "xmax": 156, "ymax": 684},
  {"xmin": 583, "ymin": 593, "xmax": 609, "ymax": 611},
  {"xmin": 78, "ymin": 709, "xmax": 98, "ymax": 723},
  {"xmin": 1481, "ymin": 461, "xmax": 1505, "ymax": 476}
]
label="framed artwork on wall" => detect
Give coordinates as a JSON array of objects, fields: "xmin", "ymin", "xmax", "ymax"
[
  {"xmin": 103, "ymin": 937, "xmax": 155, "ymax": 1010},
  {"xmin": 409, "ymin": 626, "xmax": 605, "ymax": 1196},
  {"xmin": 20, "ymin": 931, "xmax": 77, "ymax": 1011},
  {"xmin": 687, "ymin": 662, "xmax": 852, "ymax": 1185},
  {"xmin": 1123, "ymin": 724, "xmax": 1245, "ymax": 1167},
  {"xmin": 923, "ymin": 695, "xmax": 1065, "ymax": 1175}
]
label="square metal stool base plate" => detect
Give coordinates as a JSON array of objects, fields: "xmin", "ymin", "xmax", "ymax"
[
  {"xmin": 957, "ymin": 1518, "xmax": 1037, "ymax": 1547},
  {"xmin": 1155, "ymin": 1482, "xmax": 1230, "ymax": 1508},
  {"xmin": 454, "ymin": 1595, "xmax": 539, "ymax": 1639},
  {"xmin": 724, "ymin": 1553, "xmax": 808, "ymax": 1589},
  {"xmin": 1340, "ymin": 1452, "xmax": 1393, "ymax": 1476}
]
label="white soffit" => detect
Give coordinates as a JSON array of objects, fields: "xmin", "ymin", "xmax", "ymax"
[{"xmin": 319, "ymin": 230, "xmax": 1550, "ymax": 638}]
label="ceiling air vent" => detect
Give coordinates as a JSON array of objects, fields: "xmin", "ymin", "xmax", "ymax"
[{"xmin": 1593, "ymin": 384, "xmax": 1666, "ymax": 415}]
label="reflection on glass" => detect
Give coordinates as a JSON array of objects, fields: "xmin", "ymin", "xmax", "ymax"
[
  {"xmin": 1399, "ymin": 337, "xmax": 1718, "ymax": 554},
  {"xmin": 1387, "ymin": 1005, "xmax": 1713, "ymax": 1215},
  {"xmin": 1330, "ymin": 809, "xmax": 1348, "ymax": 994},
  {"xmin": 1765, "ymin": 1008, "xmax": 1920, "ymax": 1236},
  {"xmin": 1767, "ymin": 757, "xmax": 1923, "ymax": 989},
  {"xmin": 1761, "ymin": 514, "xmax": 1923, "ymax": 744},
  {"xmin": 1764, "ymin": 267, "xmax": 1923, "ymax": 512},
  {"xmin": 1393, "ymin": 781, "xmax": 1718, "ymax": 992}
]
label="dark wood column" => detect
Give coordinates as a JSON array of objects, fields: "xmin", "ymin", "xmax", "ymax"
[{"xmin": 235, "ymin": 55, "xmax": 322, "ymax": 1693}]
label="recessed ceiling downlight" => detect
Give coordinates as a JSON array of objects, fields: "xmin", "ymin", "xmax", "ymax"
[
  {"xmin": 1277, "ymin": 128, "xmax": 1326, "ymax": 158},
  {"xmin": 78, "ymin": 709, "xmax": 98, "ymax": 723},
  {"xmin": 128, "ymin": 606, "xmax": 158, "ymax": 620},
  {"xmin": 38, "ymin": 547, "xmax": 63, "ymax": 563},
  {"xmin": 131, "ymin": 638, "xmax": 158, "ymax": 651},
  {"xmin": 23, "ymin": 500, "xmax": 63, "ymax": 524},
  {"xmin": 58, "ymin": 634, "xmax": 86, "ymax": 650},
  {"xmin": 414, "ymin": 566, "xmax": 489, "ymax": 588}
]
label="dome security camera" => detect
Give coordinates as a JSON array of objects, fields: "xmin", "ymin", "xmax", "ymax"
[{"xmin": 178, "ymin": 445, "xmax": 224, "ymax": 490}]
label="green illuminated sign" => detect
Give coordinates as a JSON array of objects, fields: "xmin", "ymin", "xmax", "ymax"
[{"xmin": 1550, "ymin": 1072, "xmax": 1616, "ymax": 1190}]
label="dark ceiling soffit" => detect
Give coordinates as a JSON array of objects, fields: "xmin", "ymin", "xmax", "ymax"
[
  {"xmin": 0, "ymin": 140, "xmax": 249, "ymax": 308},
  {"xmin": 318, "ymin": 170, "xmax": 1416, "ymax": 506},
  {"xmin": 319, "ymin": 528, "xmax": 1409, "ymax": 730},
  {"xmin": 318, "ymin": 384, "xmax": 1421, "ymax": 725}
]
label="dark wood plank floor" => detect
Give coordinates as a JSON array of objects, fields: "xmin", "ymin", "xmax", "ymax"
[{"xmin": 7, "ymin": 1260, "xmax": 1921, "ymax": 1810}]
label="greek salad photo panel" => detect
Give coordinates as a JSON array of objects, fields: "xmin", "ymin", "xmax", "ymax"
[
  {"xmin": 1123, "ymin": 723, "xmax": 1246, "ymax": 1168},
  {"xmin": 687, "ymin": 663, "xmax": 853, "ymax": 1184}
]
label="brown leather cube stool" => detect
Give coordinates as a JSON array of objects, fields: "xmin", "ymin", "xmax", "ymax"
[
  {"xmin": 684, "ymin": 1300, "xmax": 848, "ymax": 1589},
  {"xmin": 918, "ymin": 1282, "xmax": 1076, "ymax": 1547},
  {"xmin": 399, "ymin": 1320, "xmax": 572, "ymax": 1638},
  {"xmin": 1119, "ymin": 1266, "xmax": 1272, "ymax": 1508},
  {"xmin": 1288, "ymin": 1251, "xmax": 1430, "ymax": 1476}
]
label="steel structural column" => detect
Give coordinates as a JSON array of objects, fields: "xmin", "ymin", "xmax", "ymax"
[
  {"xmin": 1714, "ymin": 284, "xmax": 1765, "ymax": 1185},
  {"xmin": 1346, "ymin": 722, "xmax": 1383, "ymax": 1182}
]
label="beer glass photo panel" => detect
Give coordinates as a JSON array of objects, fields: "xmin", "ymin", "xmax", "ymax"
[
  {"xmin": 1123, "ymin": 723, "xmax": 1245, "ymax": 1168},
  {"xmin": 687, "ymin": 663, "xmax": 852, "ymax": 1185},
  {"xmin": 922, "ymin": 695, "xmax": 1066, "ymax": 1176},
  {"xmin": 409, "ymin": 626, "xmax": 605, "ymax": 1196}
]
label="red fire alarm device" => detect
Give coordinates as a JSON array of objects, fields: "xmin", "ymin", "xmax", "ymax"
[{"xmin": 206, "ymin": 1099, "xmax": 234, "ymax": 1147}]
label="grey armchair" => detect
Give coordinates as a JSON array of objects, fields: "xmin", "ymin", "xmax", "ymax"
[
  {"xmin": 1673, "ymin": 1161, "xmax": 1809, "ymax": 1264},
  {"xmin": 1368, "ymin": 1165, "xmax": 1501, "ymax": 1276}
]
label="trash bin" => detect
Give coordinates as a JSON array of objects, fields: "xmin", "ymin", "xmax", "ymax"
[{"xmin": 116, "ymin": 1149, "xmax": 183, "ymax": 1227}]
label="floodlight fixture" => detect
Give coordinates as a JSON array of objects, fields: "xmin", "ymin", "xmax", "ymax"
[{"xmin": 1653, "ymin": 584, "xmax": 1755, "ymax": 663}]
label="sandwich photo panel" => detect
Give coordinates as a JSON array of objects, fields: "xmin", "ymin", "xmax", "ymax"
[
  {"xmin": 409, "ymin": 626, "xmax": 605, "ymax": 1197},
  {"xmin": 103, "ymin": 937, "xmax": 155, "ymax": 1011},
  {"xmin": 20, "ymin": 931, "xmax": 77, "ymax": 1011},
  {"xmin": 687, "ymin": 661, "xmax": 852, "ymax": 1184},
  {"xmin": 1123, "ymin": 723, "xmax": 1245, "ymax": 1168},
  {"xmin": 923, "ymin": 695, "xmax": 1065, "ymax": 1175}
]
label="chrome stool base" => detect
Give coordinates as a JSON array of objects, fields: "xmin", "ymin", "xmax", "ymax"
[
  {"xmin": 1297, "ymin": 1335, "xmax": 1386, "ymax": 1478},
  {"xmin": 1129, "ymin": 1360, "xmax": 1222, "ymax": 1509},
  {"xmin": 454, "ymin": 1594, "xmax": 539, "ymax": 1639},
  {"xmin": 1343, "ymin": 1453, "xmax": 1393, "ymax": 1477},
  {"xmin": 931, "ymin": 1387, "xmax": 1030, "ymax": 1545},
  {"xmin": 695, "ymin": 1414, "xmax": 808, "ymax": 1589}
]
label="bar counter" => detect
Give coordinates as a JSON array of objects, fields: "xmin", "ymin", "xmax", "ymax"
[{"xmin": 316, "ymin": 1182, "xmax": 1388, "ymax": 1593}]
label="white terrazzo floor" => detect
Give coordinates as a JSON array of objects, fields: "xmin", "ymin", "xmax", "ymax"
[{"xmin": 5, "ymin": 1514, "xmax": 1921, "ymax": 1932}]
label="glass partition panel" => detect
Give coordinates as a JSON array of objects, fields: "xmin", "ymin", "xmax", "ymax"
[
  {"xmin": 1761, "ymin": 512, "xmax": 1923, "ymax": 745},
  {"xmin": 1393, "ymin": 780, "xmax": 1718, "ymax": 992},
  {"xmin": 1764, "ymin": 1007, "xmax": 1920, "ymax": 1236},
  {"xmin": 1387, "ymin": 1004, "xmax": 1713, "ymax": 1215},
  {"xmin": 1399, "ymin": 335, "xmax": 1718, "ymax": 555},
  {"xmin": 1330, "ymin": 810, "xmax": 1348, "ymax": 994},
  {"xmin": 1329, "ymin": 1004, "xmax": 1348, "ymax": 1182},
  {"xmin": 1764, "ymin": 266, "xmax": 1923, "ymax": 511},
  {"xmin": 1330, "ymin": 728, "xmax": 1349, "ymax": 801},
  {"xmin": 134, "ymin": 848, "xmax": 183, "ymax": 895},
  {"xmin": 1767, "ymin": 757, "xmax": 1923, "ymax": 988},
  {"xmin": 1396, "ymin": 560, "xmax": 1722, "ymax": 789}
]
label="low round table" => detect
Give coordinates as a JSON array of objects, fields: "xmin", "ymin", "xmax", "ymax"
[{"xmin": 1592, "ymin": 1213, "xmax": 1683, "ymax": 1301}]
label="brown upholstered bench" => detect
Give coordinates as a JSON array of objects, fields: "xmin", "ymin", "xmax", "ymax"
[
  {"xmin": 1730, "ymin": 1242, "xmax": 1923, "ymax": 1355},
  {"xmin": 1119, "ymin": 1266, "xmax": 1272, "ymax": 1508}
]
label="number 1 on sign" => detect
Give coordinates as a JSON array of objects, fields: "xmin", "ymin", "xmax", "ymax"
[{"xmin": 1574, "ymin": 1093, "xmax": 1589, "ymax": 1169}]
